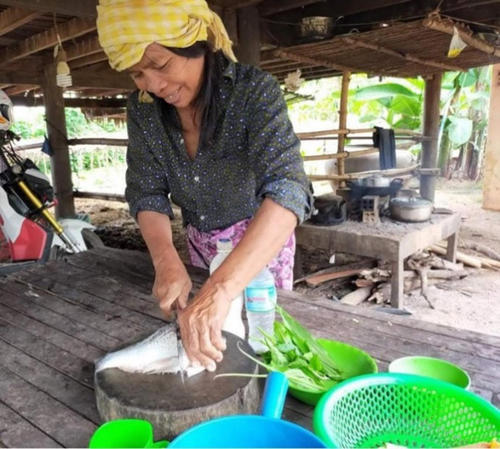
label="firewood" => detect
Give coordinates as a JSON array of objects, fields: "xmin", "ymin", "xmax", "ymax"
[
  {"xmin": 407, "ymin": 259, "xmax": 434, "ymax": 309},
  {"xmin": 429, "ymin": 245, "xmax": 482, "ymax": 268},
  {"xmin": 359, "ymin": 268, "xmax": 391, "ymax": 283},
  {"xmin": 294, "ymin": 259, "xmax": 377, "ymax": 285},
  {"xmin": 367, "ymin": 282, "xmax": 391, "ymax": 304},
  {"xmin": 477, "ymin": 256, "xmax": 500, "ymax": 269},
  {"xmin": 354, "ymin": 278, "xmax": 375, "ymax": 288},
  {"xmin": 459, "ymin": 241, "xmax": 500, "ymax": 262},
  {"xmin": 404, "ymin": 269, "xmax": 468, "ymax": 280},
  {"xmin": 428, "ymin": 255, "xmax": 464, "ymax": 271},
  {"xmin": 340, "ymin": 287, "xmax": 372, "ymax": 305},
  {"xmin": 305, "ymin": 268, "xmax": 367, "ymax": 287}
]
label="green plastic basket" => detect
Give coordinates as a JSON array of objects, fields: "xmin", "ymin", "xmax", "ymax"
[{"xmin": 313, "ymin": 373, "xmax": 500, "ymax": 448}]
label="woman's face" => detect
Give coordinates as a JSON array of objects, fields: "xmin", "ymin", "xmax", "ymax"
[{"xmin": 128, "ymin": 43, "xmax": 205, "ymax": 110}]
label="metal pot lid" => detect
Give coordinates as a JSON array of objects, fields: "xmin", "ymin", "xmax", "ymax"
[{"xmin": 390, "ymin": 196, "xmax": 433, "ymax": 208}]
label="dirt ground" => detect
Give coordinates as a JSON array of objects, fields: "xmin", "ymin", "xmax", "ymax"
[{"xmin": 74, "ymin": 179, "xmax": 500, "ymax": 338}]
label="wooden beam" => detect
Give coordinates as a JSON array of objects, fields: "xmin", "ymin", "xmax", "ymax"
[
  {"xmin": 217, "ymin": 0, "xmax": 263, "ymax": 7},
  {"xmin": 483, "ymin": 64, "xmax": 500, "ymax": 211},
  {"xmin": 293, "ymin": 0, "xmax": 410, "ymax": 19},
  {"xmin": 273, "ymin": 49, "xmax": 358, "ymax": 73},
  {"xmin": 0, "ymin": 66, "xmax": 132, "ymax": 90},
  {"xmin": 0, "ymin": 0, "xmax": 97, "ymax": 18},
  {"xmin": 420, "ymin": 73, "xmax": 442, "ymax": 202},
  {"xmin": 66, "ymin": 36, "xmax": 102, "ymax": 61},
  {"xmin": 0, "ymin": 71, "xmax": 40, "ymax": 85},
  {"xmin": 42, "ymin": 62, "xmax": 75, "ymax": 218},
  {"xmin": 259, "ymin": 0, "xmax": 326, "ymax": 16},
  {"xmin": 69, "ymin": 52, "xmax": 108, "ymax": 70},
  {"xmin": 342, "ymin": 37, "xmax": 465, "ymax": 73},
  {"xmin": 0, "ymin": 17, "xmax": 96, "ymax": 64},
  {"xmin": 71, "ymin": 69, "xmax": 134, "ymax": 90},
  {"xmin": 236, "ymin": 6, "xmax": 260, "ymax": 65},
  {"xmin": 4, "ymin": 84, "xmax": 37, "ymax": 96},
  {"xmin": 0, "ymin": 7, "xmax": 39, "ymax": 36},
  {"xmin": 66, "ymin": 98, "xmax": 127, "ymax": 108},
  {"xmin": 423, "ymin": 15, "xmax": 500, "ymax": 58},
  {"xmin": 12, "ymin": 96, "xmax": 127, "ymax": 108}
]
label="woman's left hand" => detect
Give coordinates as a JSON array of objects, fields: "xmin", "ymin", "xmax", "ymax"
[{"xmin": 177, "ymin": 279, "xmax": 232, "ymax": 371}]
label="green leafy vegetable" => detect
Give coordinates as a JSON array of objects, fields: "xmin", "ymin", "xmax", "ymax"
[{"xmin": 217, "ymin": 306, "xmax": 345, "ymax": 394}]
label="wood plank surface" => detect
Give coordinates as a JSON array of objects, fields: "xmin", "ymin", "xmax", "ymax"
[
  {"xmin": 0, "ymin": 247, "xmax": 498, "ymax": 447},
  {"xmin": 0, "ymin": 401, "xmax": 61, "ymax": 448}
]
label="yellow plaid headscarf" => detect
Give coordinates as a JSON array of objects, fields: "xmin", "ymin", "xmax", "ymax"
[{"xmin": 97, "ymin": 0, "xmax": 236, "ymax": 72}]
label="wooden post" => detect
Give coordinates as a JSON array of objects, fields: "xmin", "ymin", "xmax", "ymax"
[
  {"xmin": 420, "ymin": 73, "xmax": 442, "ymax": 202},
  {"xmin": 42, "ymin": 62, "xmax": 75, "ymax": 218},
  {"xmin": 337, "ymin": 71, "xmax": 351, "ymax": 181},
  {"xmin": 483, "ymin": 64, "xmax": 500, "ymax": 211},
  {"xmin": 235, "ymin": 6, "xmax": 260, "ymax": 65}
]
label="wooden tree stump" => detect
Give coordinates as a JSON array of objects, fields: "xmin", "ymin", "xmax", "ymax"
[{"xmin": 94, "ymin": 333, "xmax": 259, "ymax": 441}]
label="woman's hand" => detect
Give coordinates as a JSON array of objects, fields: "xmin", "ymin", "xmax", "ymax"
[
  {"xmin": 153, "ymin": 256, "xmax": 192, "ymax": 318},
  {"xmin": 177, "ymin": 278, "xmax": 231, "ymax": 371}
]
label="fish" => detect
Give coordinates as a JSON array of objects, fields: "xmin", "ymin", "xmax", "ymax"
[{"xmin": 94, "ymin": 323, "xmax": 205, "ymax": 378}]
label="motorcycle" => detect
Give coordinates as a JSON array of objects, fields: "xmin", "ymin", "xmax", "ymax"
[{"xmin": 0, "ymin": 92, "xmax": 102, "ymax": 274}]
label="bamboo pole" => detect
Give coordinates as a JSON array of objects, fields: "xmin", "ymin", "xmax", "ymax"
[
  {"xmin": 73, "ymin": 191, "xmax": 126, "ymax": 202},
  {"xmin": 337, "ymin": 71, "xmax": 351, "ymax": 182},
  {"xmin": 342, "ymin": 37, "xmax": 465, "ymax": 72},
  {"xmin": 423, "ymin": 16, "xmax": 500, "ymax": 58},
  {"xmin": 299, "ymin": 135, "xmax": 424, "ymax": 141},
  {"xmin": 296, "ymin": 128, "xmax": 425, "ymax": 139},
  {"xmin": 67, "ymin": 138, "xmax": 128, "ymax": 146},
  {"xmin": 273, "ymin": 49, "xmax": 357, "ymax": 73},
  {"xmin": 302, "ymin": 148, "xmax": 379, "ymax": 162},
  {"xmin": 308, "ymin": 164, "xmax": 419, "ymax": 181},
  {"xmin": 296, "ymin": 128, "xmax": 374, "ymax": 138}
]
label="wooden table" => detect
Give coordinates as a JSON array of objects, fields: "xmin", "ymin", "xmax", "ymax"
[
  {"xmin": 0, "ymin": 247, "xmax": 498, "ymax": 448},
  {"xmin": 297, "ymin": 212, "xmax": 461, "ymax": 308}
]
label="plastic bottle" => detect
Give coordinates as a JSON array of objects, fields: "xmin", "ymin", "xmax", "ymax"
[
  {"xmin": 209, "ymin": 239, "xmax": 245, "ymax": 339},
  {"xmin": 244, "ymin": 267, "xmax": 277, "ymax": 354}
]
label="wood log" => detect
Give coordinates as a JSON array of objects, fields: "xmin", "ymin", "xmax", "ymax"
[
  {"xmin": 477, "ymin": 257, "xmax": 500, "ymax": 269},
  {"xmin": 428, "ymin": 256, "xmax": 464, "ymax": 271},
  {"xmin": 367, "ymin": 282, "xmax": 391, "ymax": 304},
  {"xmin": 429, "ymin": 245, "xmax": 482, "ymax": 268},
  {"xmin": 305, "ymin": 268, "xmax": 367, "ymax": 287},
  {"xmin": 95, "ymin": 333, "xmax": 260, "ymax": 441},
  {"xmin": 354, "ymin": 279, "xmax": 375, "ymax": 288},
  {"xmin": 294, "ymin": 259, "xmax": 376, "ymax": 285},
  {"xmin": 340, "ymin": 287, "xmax": 372, "ymax": 306},
  {"xmin": 460, "ymin": 241, "xmax": 500, "ymax": 262},
  {"xmin": 404, "ymin": 269, "xmax": 468, "ymax": 280}
]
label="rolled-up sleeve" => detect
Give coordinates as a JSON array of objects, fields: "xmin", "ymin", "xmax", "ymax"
[
  {"xmin": 246, "ymin": 73, "xmax": 312, "ymax": 224},
  {"xmin": 125, "ymin": 95, "xmax": 174, "ymax": 220}
]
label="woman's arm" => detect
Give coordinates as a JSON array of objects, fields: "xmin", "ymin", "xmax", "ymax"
[
  {"xmin": 138, "ymin": 211, "xmax": 192, "ymax": 316},
  {"xmin": 177, "ymin": 198, "xmax": 296, "ymax": 370}
]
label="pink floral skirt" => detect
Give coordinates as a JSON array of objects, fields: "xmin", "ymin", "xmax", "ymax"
[{"xmin": 186, "ymin": 218, "xmax": 295, "ymax": 290}]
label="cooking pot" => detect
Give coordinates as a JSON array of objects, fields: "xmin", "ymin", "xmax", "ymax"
[
  {"xmin": 362, "ymin": 174, "xmax": 392, "ymax": 188},
  {"xmin": 347, "ymin": 177, "xmax": 403, "ymax": 199},
  {"xmin": 390, "ymin": 195, "xmax": 433, "ymax": 222}
]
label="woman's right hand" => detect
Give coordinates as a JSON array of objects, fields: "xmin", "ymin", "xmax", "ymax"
[{"xmin": 152, "ymin": 255, "xmax": 192, "ymax": 318}]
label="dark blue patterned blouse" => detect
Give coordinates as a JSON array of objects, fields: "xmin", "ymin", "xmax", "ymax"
[{"xmin": 125, "ymin": 57, "xmax": 312, "ymax": 232}]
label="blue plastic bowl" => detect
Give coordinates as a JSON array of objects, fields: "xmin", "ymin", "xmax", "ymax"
[{"xmin": 168, "ymin": 415, "xmax": 325, "ymax": 448}]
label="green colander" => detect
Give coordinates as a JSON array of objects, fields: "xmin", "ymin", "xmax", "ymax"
[{"xmin": 313, "ymin": 373, "xmax": 500, "ymax": 448}]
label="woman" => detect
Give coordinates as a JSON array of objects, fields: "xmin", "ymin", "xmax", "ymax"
[{"xmin": 97, "ymin": 0, "xmax": 312, "ymax": 371}]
